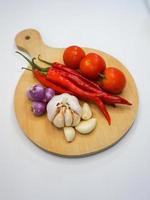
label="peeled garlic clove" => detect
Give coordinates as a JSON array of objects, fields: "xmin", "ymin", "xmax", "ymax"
[
  {"xmin": 75, "ymin": 118, "xmax": 97, "ymax": 134},
  {"xmin": 53, "ymin": 107, "xmax": 65, "ymax": 128},
  {"xmin": 81, "ymin": 103, "xmax": 92, "ymax": 120},
  {"xmin": 64, "ymin": 108, "xmax": 73, "ymax": 126},
  {"xmin": 72, "ymin": 112, "xmax": 81, "ymax": 127},
  {"xmin": 64, "ymin": 127, "xmax": 76, "ymax": 142}
]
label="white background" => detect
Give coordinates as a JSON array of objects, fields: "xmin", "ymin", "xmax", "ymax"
[{"xmin": 0, "ymin": 0, "xmax": 150, "ymax": 199}]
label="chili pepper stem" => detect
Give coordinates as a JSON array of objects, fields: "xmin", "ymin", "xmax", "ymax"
[
  {"xmin": 38, "ymin": 55, "xmax": 53, "ymax": 65},
  {"xmin": 21, "ymin": 67, "xmax": 32, "ymax": 71},
  {"xmin": 16, "ymin": 51, "xmax": 48, "ymax": 72},
  {"xmin": 21, "ymin": 66, "xmax": 47, "ymax": 75},
  {"xmin": 16, "ymin": 51, "xmax": 38, "ymax": 69},
  {"xmin": 32, "ymin": 58, "xmax": 49, "ymax": 72}
]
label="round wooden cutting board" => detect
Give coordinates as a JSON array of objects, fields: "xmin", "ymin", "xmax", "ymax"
[{"xmin": 14, "ymin": 29, "xmax": 138, "ymax": 157}]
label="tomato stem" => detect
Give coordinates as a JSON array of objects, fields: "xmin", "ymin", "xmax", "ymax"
[{"xmin": 98, "ymin": 73, "xmax": 105, "ymax": 79}]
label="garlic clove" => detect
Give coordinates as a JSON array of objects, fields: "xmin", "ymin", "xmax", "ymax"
[
  {"xmin": 72, "ymin": 112, "xmax": 81, "ymax": 127},
  {"xmin": 64, "ymin": 127, "xmax": 76, "ymax": 142},
  {"xmin": 53, "ymin": 107, "xmax": 65, "ymax": 128},
  {"xmin": 48, "ymin": 106, "xmax": 60, "ymax": 122},
  {"xmin": 67, "ymin": 94, "xmax": 82, "ymax": 116},
  {"xmin": 81, "ymin": 103, "xmax": 92, "ymax": 120},
  {"xmin": 47, "ymin": 95, "xmax": 64, "ymax": 121},
  {"xmin": 64, "ymin": 108, "xmax": 73, "ymax": 126},
  {"xmin": 75, "ymin": 118, "xmax": 97, "ymax": 134}
]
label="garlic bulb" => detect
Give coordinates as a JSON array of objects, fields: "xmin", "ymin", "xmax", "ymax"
[{"xmin": 47, "ymin": 93, "xmax": 82, "ymax": 128}]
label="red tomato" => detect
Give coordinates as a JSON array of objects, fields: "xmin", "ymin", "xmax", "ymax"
[
  {"xmin": 63, "ymin": 45, "xmax": 85, "ymax": 69},
  {"xmin": 99, "ymin": 67, "xmax": 126, "ymax": 94},
  {"xmin": 79, "ymin": 53, "xmax": 106, "ymax": 79}
]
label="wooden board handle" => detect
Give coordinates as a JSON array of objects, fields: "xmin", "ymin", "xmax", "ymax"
[{"xmin": 15, "ymin": 29, "xmax": 45, "ymax": 57}]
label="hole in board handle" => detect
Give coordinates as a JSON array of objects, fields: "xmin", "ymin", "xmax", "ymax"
[{"xmin": 25, "ymin": 35, "xmax": 31, "ymax": 40}]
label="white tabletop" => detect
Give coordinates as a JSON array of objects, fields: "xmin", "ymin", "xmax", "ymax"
[{"xmin": 0, "ymin": 0, "xmax": 150, "ymax": 199}]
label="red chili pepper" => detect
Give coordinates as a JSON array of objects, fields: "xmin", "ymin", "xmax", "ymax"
[
  {"xmin": 94, "ymin": 97, "xmax": 111, "ymax": 125},
  {"xmin": 33, "ymin": 69, "xmax": 74, "ymax": 95},
  {"xmin": 49, "ymin": 68, "xmax": 100, "ymax": 94},
  {"xmin": 46, "ymin": 69, "xmax": 99, "ymax": 98},
  {"xmin": 53, "ymin": 62, "xmax": 101, "ymax": 90},
  {"xmin": 100, "ymin": 93, "xmax": 132, "ymax": 105},
  {"xmin": 47, "ymin": 67, "xmax": 131, "ymax": 106},
  {"xmin": 38, "ymin": 55, "xmax": 101, "ymax": 90}
]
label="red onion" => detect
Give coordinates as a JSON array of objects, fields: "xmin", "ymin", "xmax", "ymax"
[
  {"xmin": 31, "ymin": 102, "xmax": 46, "ymax": 116},
  {"xmin": 26, "ymin": 84, "xmax": 55, "ymax": 116},
  {"xmin": 26, "ymin": 84, "xmax": 45, "ymax": 102},
  {"xmin": 42, "ymin": 88, "xmax": 55, "ymax": 103}
]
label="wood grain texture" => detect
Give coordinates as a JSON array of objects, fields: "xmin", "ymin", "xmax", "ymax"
[{"xmin": 14, "ymin": 29, "xmax": 138, "ymax": 157}]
